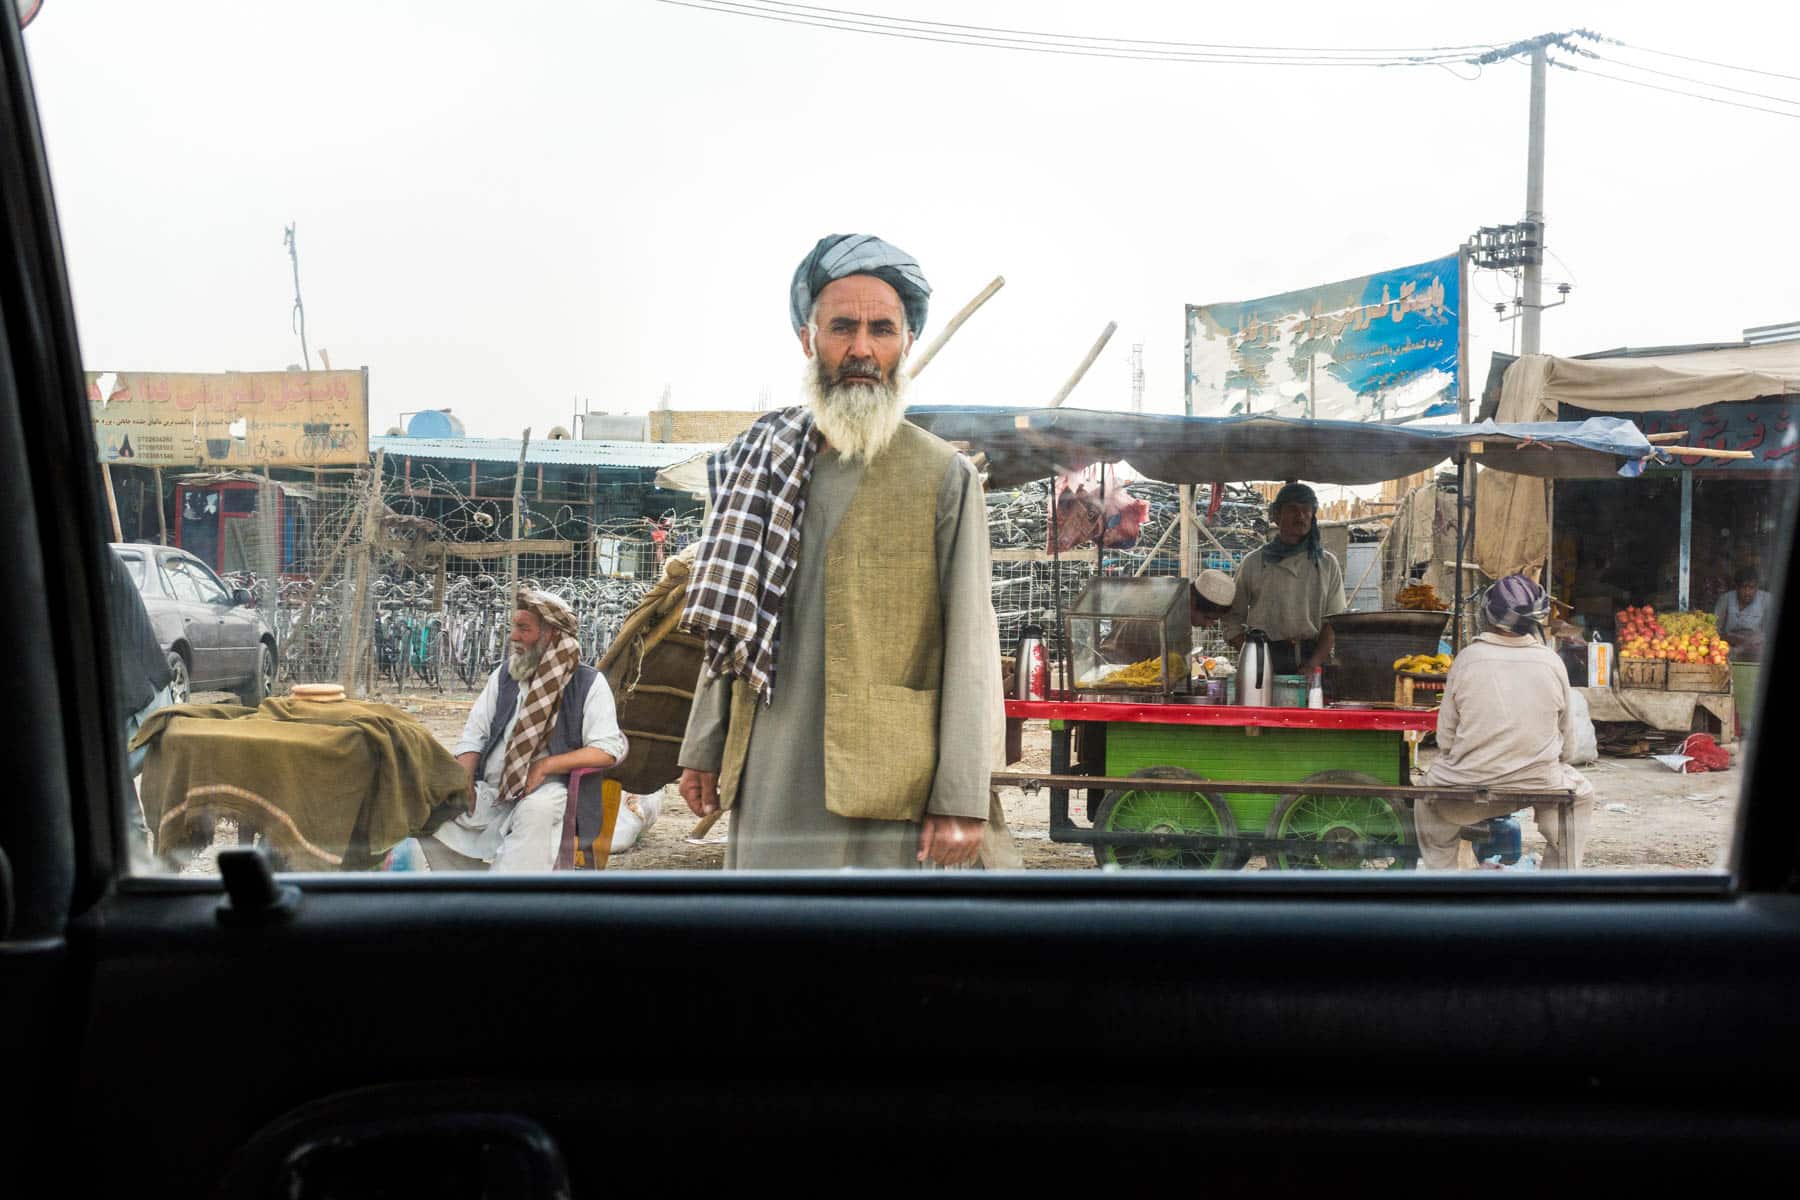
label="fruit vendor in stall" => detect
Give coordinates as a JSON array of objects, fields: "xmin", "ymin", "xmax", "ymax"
[
  {"xmin": 1715, "ymin": 567, "xmax": 1770, "ymax": 663},
  {"xmin": 1221, "ymin": 482, "xmax": 1347, "ymax": 675}
]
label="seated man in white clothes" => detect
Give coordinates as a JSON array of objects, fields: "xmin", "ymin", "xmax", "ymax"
[
  {"xmin": 1414, "ymin": 574, "xmax": 1594, "ymax": 870},
  {"xmin": 427, "ymin": 588, "xmax": 628, "ymax": 872}
]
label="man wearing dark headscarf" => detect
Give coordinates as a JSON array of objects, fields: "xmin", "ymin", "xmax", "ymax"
[
  {"xmin": 1220, "ymin": 482, "xmax": 1346, "ymax": 675},
  {"xmin": 676, "ymin": 233, "xmax": 1002, "ymax": 870},
  {"xmin": 1415, "ymin": 574, "xmax": 1594, "ymax": 870}
]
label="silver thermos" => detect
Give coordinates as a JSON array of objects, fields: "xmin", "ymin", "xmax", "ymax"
[
  {"xmin": 1236, "ymin": 629, "xmax": 1274, "ymax": 707},
  {"xmin": 1015, "ymin": 623, "xmax": 1049, "ymax": 700}
]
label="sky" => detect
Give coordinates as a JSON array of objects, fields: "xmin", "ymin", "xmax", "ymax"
[{"xmin": 20, "ymin": 1, "xmax": 1800, "ymax": 444}]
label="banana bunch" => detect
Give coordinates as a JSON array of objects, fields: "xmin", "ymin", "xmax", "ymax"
[{"xmin": 1393, "ymin": 652, "xmax": 1453, "ymax": 675}]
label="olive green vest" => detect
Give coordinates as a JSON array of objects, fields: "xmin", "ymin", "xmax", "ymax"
[{"xmin": 718, "ymin": 421, "xmax": 958, "ymax": 821}]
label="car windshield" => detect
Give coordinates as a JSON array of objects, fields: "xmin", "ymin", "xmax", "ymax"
[{"xmin": 21, "ymin": 3, "xmax": 1796, "ymax": 880}]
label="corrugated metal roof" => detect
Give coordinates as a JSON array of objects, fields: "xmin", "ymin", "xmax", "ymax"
[{"xmin": 371, "ymin": 435, "xmax": 720, "ymax": 470}]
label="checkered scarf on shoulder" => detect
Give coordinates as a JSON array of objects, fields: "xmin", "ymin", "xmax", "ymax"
[
  {"xmin": 499, "ymin": 588, "xmax": 583, "ymax": 804},
  {"xmin": 680, "ymin": 406, "xmax": 821, "ymax": 705}
]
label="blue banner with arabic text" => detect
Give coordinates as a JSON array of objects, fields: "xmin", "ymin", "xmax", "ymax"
[{"xmin": 1186, "ymin": 253, "xmax": 1462, "ymax": 423}]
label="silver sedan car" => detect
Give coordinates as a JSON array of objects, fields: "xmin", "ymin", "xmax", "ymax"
[{"xmin": 109, "ymin": 543, "xmax": 278, "ymax": 704}]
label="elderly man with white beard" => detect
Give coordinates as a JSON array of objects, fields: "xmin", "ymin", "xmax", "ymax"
[
  {"xmin": 427, "ymin": 588, "xmax": 629, "ymax": 872},
  {"xmin": 676, "ymin": 233, "xmax": 1001, "ymax": 869}
]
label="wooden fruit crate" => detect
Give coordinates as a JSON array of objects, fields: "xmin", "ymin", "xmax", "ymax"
[
  {"xmin": 1393, "ymin": 671, "xmax": 1446, "ymax": 709},
  {"xmin": 1665, "ymin": 661, "xmax": 1730, "ymax": 693},
  {"xmin": 1617, "ymin": 657, "xmax": 1667, "ymax": 690}
]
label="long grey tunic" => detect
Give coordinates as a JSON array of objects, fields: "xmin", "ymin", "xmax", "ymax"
[{"xmin": 680, "ymin": 447, "xmax": 996, "ymax": 869}]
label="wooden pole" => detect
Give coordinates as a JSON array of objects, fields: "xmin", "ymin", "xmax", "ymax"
[
  {"xmin": 906, "ymin": 275, "xmax": 1005, "ymax": 378},
  {"xmin": 153, "ymin": 467, "xmax": 169, "ymax": 545},
  {"xmin": 100, "ymin": 462, "xmax": 123, "ymax": 542},
  {"xmin": 339, "ymin": 450, "xmax": 386, "ymax": 693},
  {"xmin": 1178, "ymin": 484, "xmax": 1195, "ymax": 580},
  {"xmin": 508, "ymin": 428, "xmax": 531, "ymax": 590},
  {"xmin": 1047, "ymin": 321, "xmax": 1118, "ymax": 409}
]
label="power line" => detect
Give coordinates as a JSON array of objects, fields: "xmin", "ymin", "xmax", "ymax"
[
  {"xmin": 653, "ymin": 0, "xmax": 1500, "ymax": 66},
  {"xmin": 1586, "ymin": 48, "xmax": 1800, "ymax": 109},
  {"xmin": 1550, "ymin": 56, "xmax": 1800, "ymax": 121},
  {"xmin": 744, "ymin": 0, "xmax": 1508, "ymax": 57},
  {"xmin": 1608, "ymin": 38, "xmax": 1800, "ymax": 85}
]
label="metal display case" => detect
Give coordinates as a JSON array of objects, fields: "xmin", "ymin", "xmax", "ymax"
[{"xmin": 1065, "ymin": 576, "xmax": 1192, "ymax": 701}]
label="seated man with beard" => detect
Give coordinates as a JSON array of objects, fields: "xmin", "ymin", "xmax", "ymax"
[
  {"xmin": 676, "ymin": 233, "xmax": 1002, "ymax": 869},
  {"xmin": 427, "ymin": 589, "xmax": 629, "ymax": 872}
]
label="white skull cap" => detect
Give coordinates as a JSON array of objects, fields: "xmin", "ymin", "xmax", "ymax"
[{"xmin": 1194, "ymin": 569, "xmax": 1235, "ymax": 608}]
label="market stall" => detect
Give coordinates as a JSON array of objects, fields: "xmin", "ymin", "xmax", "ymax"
[{"xmin": 910, "ymin": 406, "xmax": 1664, "ymax": 870}]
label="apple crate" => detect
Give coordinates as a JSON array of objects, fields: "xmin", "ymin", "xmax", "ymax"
[
  {"xmin": 1616, "ymin": 657, "xmax": 1667, "ymax": 690},
  {"xmin": 1665, "ymin": 661, "xmax": 1730, "ymax": 693}
]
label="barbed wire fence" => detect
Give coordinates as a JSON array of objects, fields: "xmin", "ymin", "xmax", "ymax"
[
  {"xmin": 233, "ymin": 458, "xmax": 703, "ymax": 696},
  {"xmin": 241, "ymin": 457, "xmax": 1377, "ymax": 699}
]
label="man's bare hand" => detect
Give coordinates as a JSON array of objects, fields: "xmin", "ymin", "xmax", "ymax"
[
  {"xmin": 523, "ymin": 758, "xmax": 552, "ymax": 798},
  {"xmin": 679, "ymin": 768, "xmax": 720, "ymax": 817},
  {"xmin": 466, "ymin": 781, "xmax": 478, "ymax": 817},
  {"xmin": 918, "ymin": 814, "xmax": 985, "ymax": 867}
]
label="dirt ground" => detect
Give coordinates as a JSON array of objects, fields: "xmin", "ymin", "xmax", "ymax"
[{"xmin": 371, "ymin": 689, "xmax": 1739, "ymax": 873}]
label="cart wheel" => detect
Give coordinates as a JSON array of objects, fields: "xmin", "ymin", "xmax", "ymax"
[
  {"xmin": 1091, "ymin": 766, "xmax": 1242, "ymax": 871},
  {"xmin": 1264, "ymin": 770, "xmax": 1417, "ymax": 871}
]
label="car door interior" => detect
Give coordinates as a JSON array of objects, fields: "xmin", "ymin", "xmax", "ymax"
[{"xmin": 6, "ymin": 15, "xmax": 1800, "ymax": 1198}]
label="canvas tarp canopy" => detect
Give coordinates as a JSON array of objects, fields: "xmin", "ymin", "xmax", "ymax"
[
  {"xmin": 1495, "ymin": 342, "xmax": 1800, "ymax": 425},
  {"xmin": 905, "ymin": 406, "xmax": 1656, "ymax": 490},
  {"xmin": 1480, "ymin": 342, "xmax": 1800, "ymax": 583}
]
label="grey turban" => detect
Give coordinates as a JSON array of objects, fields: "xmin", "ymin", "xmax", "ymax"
[{"xmin": 789, "ymin": 233, "xmax": 931, "ymax": 336}]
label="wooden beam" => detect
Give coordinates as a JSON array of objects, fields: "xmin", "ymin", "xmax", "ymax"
[
  {"xmin": 1659, "ymin": 445, "xmax": 1756, "ymax": 461},
  {"xmin": 442, "ymin": 538, "xmax": 574, "ymax": 559},
  {"xmin": 100, "ymin": 462, "xmax": 123, "ymax": 541},
  {"xmin": 907, "ymin": 274, "xmax": 1005, "ymax": 378},
  {"xmin": 1048, "ymin": 321, "xmax": 1118, "ymax": 408},
  {"xmin": 991, "ymin": 772, "xmax": 1575, "ymax": 805}
]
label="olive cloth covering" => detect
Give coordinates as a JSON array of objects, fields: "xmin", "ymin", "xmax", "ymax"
[{"xmin": 133, "ymin": 696, "xmax": 469, "ymax": 871}]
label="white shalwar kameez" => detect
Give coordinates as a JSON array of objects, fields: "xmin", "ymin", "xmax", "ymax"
[{"xmin": 433, "ymin": 668, "xmax": 629, "ymax": 872}]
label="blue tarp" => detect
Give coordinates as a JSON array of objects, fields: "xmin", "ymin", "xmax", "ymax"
[{"xmin": 905, "ymin": 406, "xmax": 1659, "ymax": 488}]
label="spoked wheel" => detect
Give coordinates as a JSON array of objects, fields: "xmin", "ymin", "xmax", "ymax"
[
  {"xmin": 1264, "ymin": 770, "xmax": 1417, "ymax": 871},
  {"xmin": 1091, "ymin": 766, "xmax": 1242, "ymax": 871},
  {"xmin": 166, "ymin": 649, "xmax": 190, "ymax": 705},
  {"xmin": 416, "ymin": 621, "xmax": 443, "ymax": 688}
]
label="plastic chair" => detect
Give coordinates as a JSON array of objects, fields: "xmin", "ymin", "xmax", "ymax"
[{"xmin": 557, "ymin": 767, "xmax": 623, "ymax": 870}]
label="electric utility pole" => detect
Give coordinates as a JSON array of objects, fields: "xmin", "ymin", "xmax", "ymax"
[
  {"xmin": 284, "ymin": 223, "xmax": 311, "ymax": 370},
  {"xmin": 1521, "ymin": 45, "xmax": 1547, "ymax": 356}
]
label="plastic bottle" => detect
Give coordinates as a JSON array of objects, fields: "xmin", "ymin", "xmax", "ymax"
[{"xmin": 1307, "ymin": 667, "xmax": 1324, "ymax": 709}]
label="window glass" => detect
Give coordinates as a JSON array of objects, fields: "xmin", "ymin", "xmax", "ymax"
[
  {"xmin": 22, "ymin": 4, "xmax": 1792, "ymax": 880},
  {"xmin": 161, "ymin": 560, "xmax": 204, "ymax": 605},
  {"xmin": 186, "ymin": 559, "xmax": 232, "ymax": 605},
  {"xmin": 115, "ymin": 551, "xmax": 145, "ymax": 590}
]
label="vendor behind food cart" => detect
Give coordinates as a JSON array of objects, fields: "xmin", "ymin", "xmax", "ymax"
[
  {"xmin": 1220, "ymin": 482, "xmax": 1346, "ymax": 675},
  {"xmin": 1190, "ymin": 568, "xmax": 1235, "ymax": 629},
  {"xmin": 1715, "ymin": 567, "xmax": 1770, "ymax": 662},
  {"xmin": 1099, "ymin": 569, "xmax": 1238, "ymax": 666}
]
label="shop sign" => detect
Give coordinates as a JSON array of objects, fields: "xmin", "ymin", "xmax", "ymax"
[
  {"xmin": 1611, "ymin": 403, "xmax": 1796, "ymax": 472},
  {"xmin": 89, "ymin": 369, "xmax": 369, "ymax": 467},
  {"xmin": 1186, "ymin": 252, "xmax": 1461, "ymax": 423}
]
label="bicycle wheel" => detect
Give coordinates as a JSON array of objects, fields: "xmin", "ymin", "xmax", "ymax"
[{"xmin": 416, "ymin": 620, "xmax": 443, "ymax": 687}]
